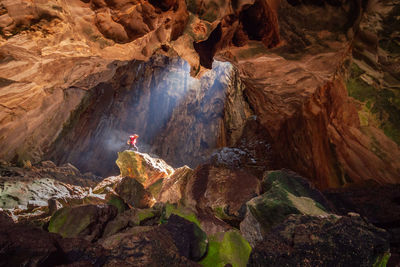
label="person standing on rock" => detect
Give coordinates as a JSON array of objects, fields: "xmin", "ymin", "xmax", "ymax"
[{"xmin": 127, "ymin": 134, "xmax": 139, "ymax": 151}]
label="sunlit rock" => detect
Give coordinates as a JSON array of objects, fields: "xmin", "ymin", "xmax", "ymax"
[
  {"xmin": 158, "ymin": 165, "xmax": 193, "ymax": 203},
  {"xmin": 0, "ymin": 177, "xmax": 79, "ymax": 209},
  {"xmin": 92, "ymin": 175, "xmax": 123, "ymax": 194},
  {"xmin": 0, "ymin": 161, "xmax": 106, "ymax": 224},
  {"xmin": 116, "ymin": 150, "xmax": 174, "ymax": 188}
]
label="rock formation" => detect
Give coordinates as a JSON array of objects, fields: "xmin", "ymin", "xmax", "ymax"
[
  {"xmin": 0, "ymin": 150, "xmax": 398, "ymax": 265},
  {"xmin": 0, "ymin": 0, "xmax": 400, "ymax": 265},
  {"xmin": 1, "ymin": 0, "xmax": 399, "ymax": 187}
]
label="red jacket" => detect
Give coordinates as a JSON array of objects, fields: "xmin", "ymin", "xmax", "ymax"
[{"xmin": 128, "ymin": 136, "xmax": 138, "ymax": 145}]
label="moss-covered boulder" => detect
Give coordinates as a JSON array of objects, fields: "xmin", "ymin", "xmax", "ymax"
[
  {"xmin": 164, "ymin": 203, "xmax": 202, "ymax": 228},
  {"xmin": 116, "ymin": 151, "xmax": 174, "ymax": 188},
  {"xmin": 262, "ymin": 169, "xmax": 332, "ymax": 209},
  {"xmin": 200, "ymin": 230, "xmax": 252, "ymax": 267},
  {"xmin": 48, "ymin": 204, "xmax": 117, "ymax": 241},
  {"xmin": 114, "ymin": 177, "xmax": 154, "ymax": 209},
  {"xmin": 102, "ymin": 207, "xmax": 159, "ymax": 238},
  {"xmin": 240, "ymin": 170, "xmax": 330, "ymax": 246},
  {"xmin": 105, "ymin": 193, "xmax": 128, "ymax": 214}
]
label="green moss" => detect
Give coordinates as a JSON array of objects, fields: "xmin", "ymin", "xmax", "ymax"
[
  {"xmin": 48, "ymin": 207, "xmax": 92, "ymax": 238},
  {"xmin": 248, "ymin": 190, "xmax": 299, "ymax": 232},
  {"xmin": 136, "ymin": 209, "xmax": 155, "ymax": 223},
  {"xmin": 201, "ymin": 239, "xmax": 221, "ymax": 266},
  {"xmin": 165, "ymin": 203, "xmax": 201, "ymax": 228},
  {"xmin": 192, "ymin": 225, "xmax": 209, "ymax": 260},
  {"xmin": 200, "ymin": 230, "xmax": 251, "ymax": 267},
  {"xmin": 346, "ymin": 63, "xmax": 400, "ymax": 145},
  {"xmin": 383, "ymin": 123, "xmax": 400, "ymax": 145},
  {"xmin": 346, "ymin": 77, "xmax": 376, "ymax": 102},
  {"xmin": 263, "ymin": 170, "xmax": 312, "ymax": 198},
  {"xmin": 251, "ymin": 171, "xmax": 328, "ymax": 232},
  {"xmin": 108, "ymin": 195, "xmax": 127, "ymax": 214},
  {"xmin": 213, "ymin": 206, "xmax": 227, "ymax": 220},
  {"xmin": 48, "ymin": 208, "xmax": 69, "ymax": 234},
  {"xmin": 373, "ymin": 252, "xmax": 391, "ymax": 267}
]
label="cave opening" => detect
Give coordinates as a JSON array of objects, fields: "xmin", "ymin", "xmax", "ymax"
[{"xmin": 47, "ymin": 56, "xmax": 238, "ymax": 177}]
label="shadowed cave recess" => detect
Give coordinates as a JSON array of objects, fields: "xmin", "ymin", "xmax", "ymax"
[{"xmin": 0, "ymin": 0, "xmax": 400, "ymax": 266}]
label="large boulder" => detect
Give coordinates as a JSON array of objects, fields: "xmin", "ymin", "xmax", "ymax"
[
  {"xmin": 92, "ymin": 175, "xmax": 124, "ymax": 194},
  {"xmin": 158, "ymin": 165, "xmax": 193, "ymax": 203},
  {"xmin": 102, "ymin": 207, "xmax": 160, "ymax": 238},
  {"xmin": 114, "ymin": 177, "xmax": 155, "ymax": 209},
  {"xmin": 185, "ymin": 163, "xmax": 261, "ymax": 228},
  {"xmin": 240, "ymin": 170, "xmax": 330, "ymax": 246},
  {"xmin": 199, "ymin": 230, "xmax": 252, "ymax": 267},
  {"xmin": 324, "ymin": 182, "xmax": 400, "ymax": 266},
  {"xmin": 0, "ymin": 175, "xmax": 87, "ymax": 210},
  {"xmin": 0, "ymin": 209, "xmax": 109, "ymax": 266},
  {"xmin": 0, "ymin": 161, "xmax": 105, "ymax": 223},
  {"xmin": 0, "ymin": 219, "xmax": 63, "ymax": 266},
  {"xmin": 248, "ymin": 214, "xmax": 390, "ymax": 266},
  {"xmin": 48, "ymin": 204, "xmax": 117, "ymax": 242},
  {"xmin": 162, "ymin": 214, "xmax": 208, "ymax": 261},
  {"xmin": 116, "ymin": 150, "xmax": 174, "ymax": 188},
  {"xmin": 100, "ymin": 225, "xmax": 200, "ymax": 266},
  {"xmin": 93, "ymin": 175, "xmax": 155, "ymax": 209}
]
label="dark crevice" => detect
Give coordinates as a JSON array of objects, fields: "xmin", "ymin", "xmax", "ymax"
[
  {"xmin": 148, "ymin": 0, "xmax": 175, "ymax": 11},
  {"xmin": 193, "ymin": 23, "xmax": 222, "ymax": 69},
  {"xmin": 238, "ymin": 0, "xmax": 279, "ymax": 48}
]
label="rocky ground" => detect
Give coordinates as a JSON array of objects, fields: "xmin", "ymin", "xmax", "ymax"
[{"xmin": 0, "ymin": 150, "xmax": 398, "ymax": 266}]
